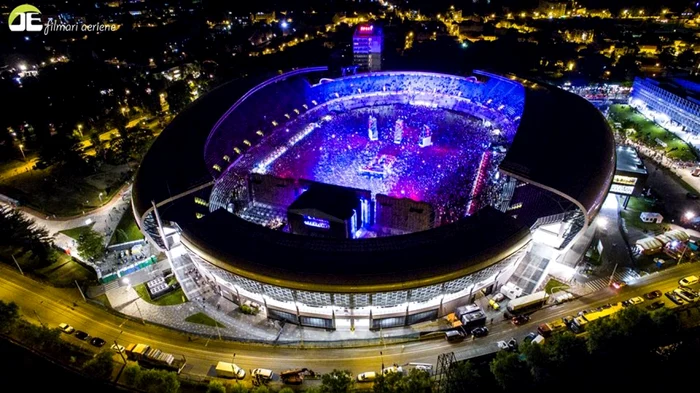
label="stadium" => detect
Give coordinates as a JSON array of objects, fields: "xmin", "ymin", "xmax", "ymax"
[{"xmin": 132, "ymin": 68, "xmax": 615, "ymax": 331}]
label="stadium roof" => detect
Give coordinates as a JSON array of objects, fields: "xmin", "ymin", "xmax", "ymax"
[
  {"xmin": 499, "ymin": 85, "xmax": 615, "ymax": 226},
  {"xmin": 133, "ymin": 68, "xmax": 615, "ymax": 292}
]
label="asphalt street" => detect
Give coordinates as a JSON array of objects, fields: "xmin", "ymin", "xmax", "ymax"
[{"xmin": 1, "ymin": 261, "xmax": 699, "ymax": 383}]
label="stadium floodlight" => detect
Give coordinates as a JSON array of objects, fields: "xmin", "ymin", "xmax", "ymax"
[
  {"xmin": 281, "ymin": 21, "xmax": 288, "ymax": 28},
  {"xmin": 685, "ymin": 211, "xmax": 695, "ymax": 221}
]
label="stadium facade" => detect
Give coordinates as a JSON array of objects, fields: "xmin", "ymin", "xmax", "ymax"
[
  {"xmin": 630, "ymin": 76, "xmax": 700, "ymax": 136},
  {"xmin": 133, "ymin": 68, "xmax": 614, "ymax": 331}
]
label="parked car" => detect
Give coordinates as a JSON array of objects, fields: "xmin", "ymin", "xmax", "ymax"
[
  {"xmin": 357, "ymin": 372, "xmax": 376, "ymax": 382},
  {"xmin": 111, "ymin": 344, "xmax": 125, "ymax": 353},
  {"xmin": 512, "ymin": 315, "xmax": 530, "ymax": 325},
  {"xmin": 445, "ymin": 330, "xmax": 466, "ymax": 342},
  {"xmin": 74, "ymin": 331, "xmax": 89, "ymax": 340},
  {"xmin": 665, "ymin": 291, "xmax": 684, "ymax": 305},
  {"xmin": 251, "ymin": 368, "xmax": 274, "ymax": 382},
  {"xmin": 523, "ymin": 332, "xmax": 538, "ymax": 344},
  {"xmin": 647, "ymin": 301, "xmax": 665, "ymax": 311},
  {"xmin": 645, "ymin": 290, "xmax": 662, "ymax": 299},
  {"xmin": 623, "ymin": 296, "xmax": 645, "ymax": 307},
  {"xmin": 488, "ymin": 298, "xmax": 500, "ymax": 310},
  {"xmin": 492, "ymin": 293, "xmax": 505, "ymax": 302},
  {"xmin": 58, "ymin": 323, "xmax": 75, "ymax": 334},
  {"xmin": 686, "ymin": 192, "xmax": 699, "ymax": 200},
  {"xmin": 674, "ymin": 288, "xmax": 698, "ymax": 303},
  {"xmin": 90, "ymin": 337, "xmax": 106, "ymax": 347},
  {"xmin": 382, "ymin": 366, "xmax": 402, "ymax": 375},
  {"xmin": 471, "ymin": 326, "xmax": 489, "ymax": 338},
  {"xmin": 679, "ymin": 275, "xmax": 699, "ymax": 287}
]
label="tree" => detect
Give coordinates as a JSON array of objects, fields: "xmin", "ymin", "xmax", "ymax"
[
  {"xmin": 37, "ymin": 132, "xmax": 87, "ymax": 171},
  {"xmin": 82, "ymin": 351, "xmax": 115, "ymax": 380},
  {"xmin": 650, "ymin": 307, "xmax": 680, "ymax": 341},
  {"xmin": 166, "ymin": 80, "xmax": 191, "ymax": 113},
  {"xmin": 123, "ymin": 364, "xmax": 141, "ymax": 386},
  {"xmin": 0, "ymin": 206, "xmax": 55, "ymax": 266},
  {"xmin": 520, "ymin": 340, "xmax": 551, "ymax": 385},
  {"xmin": 401, "ymin": 369, "xmax": 432, "ymax": 393},
  {"xmin": 445, "ymin": 361, "xmax": 482, "ymax": 393},
  {"xmin": 229, "ymin": 384, "xmax": 249, "ymax": 393},
  {"xmin": 250, "ymin": 386, "xmax": 270, "ymax": 393},
  {"xmin": 76, "ymin": 228, "xmax": 105, "ymax": 261},
  {"xmin": 489, "ymin": 350, "xmax": 531, "ymax": 391},
  {"xmin": 206, "ymin": 380, "xmax": 226, "ymax": 393},
  {"xmin": 0, "ymin": 301, "xmax": 19, "ymax": 333},
  {"xmin": 133, "ymin": 368, "xmax": 180, "ymax": 393},
  {"xmin": 321, "ymin": 369, "xmax": 354, "ymax": 393}
]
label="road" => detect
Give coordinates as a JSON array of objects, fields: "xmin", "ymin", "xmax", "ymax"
[{"xmin": 1, "ymin": 262, "xmax": 698, "ymax": 383}]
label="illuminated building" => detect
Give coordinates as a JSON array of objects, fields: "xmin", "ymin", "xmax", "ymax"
[
  {"xmin": 630, "ymin": 77, "xmax": 700, "ymax": 135},
  {"xmin": 353, "ymin": 24, "xmax": 382, "ymax": 71}
]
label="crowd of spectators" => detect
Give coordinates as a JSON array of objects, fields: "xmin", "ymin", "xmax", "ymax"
[{"xmin": 207, "ymin": 71, "xmax": 524, "ymax": 228}]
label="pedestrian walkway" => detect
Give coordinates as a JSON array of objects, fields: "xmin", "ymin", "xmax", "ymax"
[{"xmin": 580, "ymin": 268, "xmax": 640, "ymax": 293}]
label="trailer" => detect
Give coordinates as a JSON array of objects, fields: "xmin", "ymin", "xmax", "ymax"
[
  {"xmin": 280, "ymin": 368, "xmax": 309, "ymax": 385},
  {"xmin": 506, "ymin": 291, "xmax": 548, "ymax": 314},
  {"xmin": 125, "ymin": 343, "xmax": 187, "ymax": 374}
]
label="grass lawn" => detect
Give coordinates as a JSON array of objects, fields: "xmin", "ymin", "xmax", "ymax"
[
  {"xmin": 91, "ymin": 293, "xmax": 112, "ymax": 308},
  {"xmin": 108, "ymin": 212, "xmax": 144, "ymax": 246},
  {"xmin": 544, "ymin": 278, "xmax": 569, "ymax": 294},
  {"xmin": 134, "ymin": 283, "xmax": 188, "ymax": 306},
  {"xmin": 184, "ymin": 312, "xmax": 226, "ymax": 328},
  {"xmin": 620, "ymin": 196, "xmax": 665, "ymax": 234},
  {"xmin": 59, "ymin": 224, "xmax": 95, "ymax": 240},
  {"xmin": 35, "ymin": 252, "xmax": 96, "ymax": 287},
  {"xmin": 609, "ymin": 104, "xmax": 697, "ymax": 162}
]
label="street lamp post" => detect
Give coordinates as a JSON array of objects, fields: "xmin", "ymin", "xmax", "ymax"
[
  {"xmin": 18, "ymin": 144, "xmax": 25, "ymax": 160},
  {"xmin": 98, "ymin": 192, "xmax": 103, "ymax": 203},
  {"xmin": 380, "ymin": 351, "xmax": 384, "ymax": 374}
]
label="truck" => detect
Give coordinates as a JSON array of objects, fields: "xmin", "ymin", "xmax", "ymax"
[
  {"xmin": 215, "ymin": 361, "xmax": 246, "ymax": 379},
  {"xmin": 506, "ymin": 291, "xmax": 548, "ymax": 314},
  {"xmin": 125, "ymin": 343, "xmax": 187, "ymax": 374},
  {"xmin": 280, "ymin": 368, "xmax": 308, "ymax": 385},
  {"xmin": 537, "ymin": 320, "xmax": 568, "ymax": 337},
  {"xmin": 459, "ymin": 309, "xmax": 487, "ymax": 331}
]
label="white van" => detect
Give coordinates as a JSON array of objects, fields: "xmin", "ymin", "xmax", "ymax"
[
  {"xmin": 251, "ymin": 368, "xmax": 274, "ymax": 381},
  {"xmin": 357, "ymin": 371, "xmax": 377, "ymax": 382}
]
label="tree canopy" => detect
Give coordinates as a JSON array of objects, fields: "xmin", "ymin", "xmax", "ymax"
[{"xmin": 76, "ymin": 228, "xmax": 104, "ymax": 261}]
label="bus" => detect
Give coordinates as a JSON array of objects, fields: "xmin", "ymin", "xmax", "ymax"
[
  {"xmin": 570, "ymin": 302, "xmax": 623, "ymax": 333},
  {"xmin": 506, "ymin": 291, "xmax": 549, "ymax": 314}
]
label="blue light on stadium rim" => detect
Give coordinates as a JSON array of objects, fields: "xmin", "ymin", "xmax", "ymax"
[{"xmin": 280, "ymin": 21, "xmax": 289, "ymax": 28}]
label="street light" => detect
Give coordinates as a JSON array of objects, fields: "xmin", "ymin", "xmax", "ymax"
[
  {"xmin": 98, "ymin": 192, "xmax": 103, "ymax": 203},
  {"xmin": 684, "ymin": 211, "xmax": 695, "ymax": 221},
  {"xmin": 18, "ymin": 144, "xmax": 25, "ymax": 160}
]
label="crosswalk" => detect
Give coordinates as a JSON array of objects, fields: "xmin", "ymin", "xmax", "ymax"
[{"xmin": 583, "ymin": 268, "xmax": 641, "ymax": 293}]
